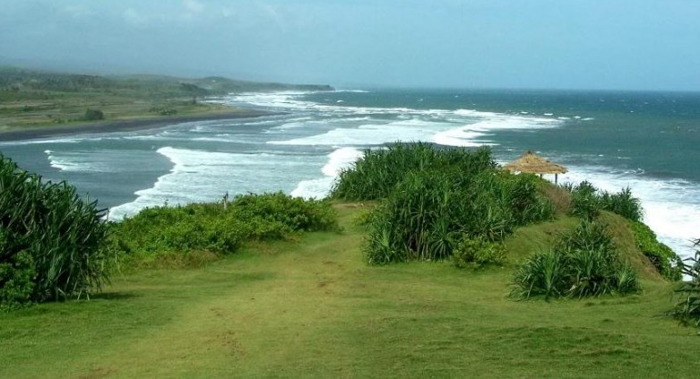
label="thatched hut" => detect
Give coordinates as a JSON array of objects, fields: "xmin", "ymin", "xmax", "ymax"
[{"xmin": 503, "ymin": 151, "xmax": 567, "ymax": 183}]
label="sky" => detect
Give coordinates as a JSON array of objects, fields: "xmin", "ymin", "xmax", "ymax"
[{"xmin": 0, "ymin": 0, "xmax": 698, "ymax": 91}]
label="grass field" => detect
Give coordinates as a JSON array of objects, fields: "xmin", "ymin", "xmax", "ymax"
[{"xmin": 1, "ymin": 204, "xmax": 697, "ymax": 378}]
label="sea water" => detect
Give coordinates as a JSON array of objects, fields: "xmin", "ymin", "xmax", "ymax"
[{"xmin": 1, "ymin": 89, "xmax": 698, "ymax": 259}]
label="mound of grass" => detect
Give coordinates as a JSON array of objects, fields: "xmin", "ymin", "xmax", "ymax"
[
  {"xmin": 110, "ymin": 192, "xmax": 339, "ymax": 267},
  {"xmin": 333, "ymin": 144, "xmax": 553, "ymax": 264},
  {"xmin": 512, "ymin": 219, "xmax": 639, "ymax": 300},
  {"xmin": 0, "ymin": 155, "xmax": 112, "ymax": 309}
]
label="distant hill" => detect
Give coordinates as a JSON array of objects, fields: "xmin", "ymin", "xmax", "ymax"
[
  {"xmin": 0, "ymin": 66, "xmax": 333, "ymax": 130},
  {"xmin": 0, "ymin": 65, "xmax": 334, "ymax": 95}
]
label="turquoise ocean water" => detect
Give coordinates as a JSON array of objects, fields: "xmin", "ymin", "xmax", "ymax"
[{"xmin": 1, "ymin": 89, "xmax": 698, "ymax": 258}]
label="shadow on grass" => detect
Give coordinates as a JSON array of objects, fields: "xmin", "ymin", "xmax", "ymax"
[{"xmin": 89, "ymin": 291, "xmax": 140, "ymax": 301}]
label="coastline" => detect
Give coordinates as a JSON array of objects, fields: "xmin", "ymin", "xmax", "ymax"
[{"xmin": 0, "ymin": 107, "xmax": 279, "ymax": 142}]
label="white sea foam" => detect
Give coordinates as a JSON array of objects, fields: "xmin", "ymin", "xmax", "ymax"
[
  {"xmin": 268, "ymin": 119, "xmax": 445, "ymax": 146},
  {"xmin": 291, "ymin": 147, "xmax": 363, "ymax": 199},
  {"xmin": 1, "ymin": 137, "xmax": 85, "ymax": 146},
  {"xmin": 108, "ymin": 146, "xmax": 323, "ymax": 219},
  {"xmin": 335, "ymin": 89, "xmax": 370, "ymax": 93},
  {"xmin": 45, "ymin": 149, "xmax": 113, "ymax": 173},
  {"xmin": 434, "ymin": 116, "xmax": 561, "ymax": 147}
]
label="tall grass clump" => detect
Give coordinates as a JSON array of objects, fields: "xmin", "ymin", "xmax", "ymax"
[
  {"xmin": 567, "ymin": 181, "xmax": 643, "ymax": 222},
  {"xmin": 512, "ymin": 220, "xmax": 639, "ymax": 300},
  {"xmin": 110, "ymin": 192, "xmax": 339, "ymax": 264},
  {"xmin": 364, "ymin": 169, "xmax": 554, "ymax": 264},
  {"xmin": 670, "ymin": 240, "xmax": 700, "ymax": 327},
  {"xmin": 341, "ymin": 145, "xmax": 554, "ymax": 264},
  {"xmin": 330, "ymin": 142, "xmax": 496, "ymax": 201},
  {"xmin": 0, "ymin": 155, "xmax": 111, "ymax": 309}
]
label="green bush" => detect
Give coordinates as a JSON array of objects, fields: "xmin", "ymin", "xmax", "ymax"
[
  {"xmin": 568, "ymin": 181, "xmax": 601, "ymax": 220},
  {"xmin": 110, "ymin": 192, "xmax": 340, "ymax": 262},
  {"xmin": 83, "ymin": 108, "xmax": 104, "ymax": 121},
  {"xmin": 331, "ymin": 142, "xmax": 496, "ymax": 201},
  {"xmin": 567, "ymin": 182, "xmax": 643, "ymax": 222},
  {"xmin": 0, "ymin": 235, "xmax": 36, "ymax": 309},
  {"xmin": 670, "ymin": 240, "xmax": 700, "ymax": 328},
  {"xmin": 0, "ymin": 155, "xmax": 112, "ymax": 308},
  {"xmin": 452, "ymin": 236, "xmax": 506, "ymax": 269},
  {"xmin": 630, "ymin": 221, "xmax": 682, "ymax": 281},
  {"xmin": 512, "ymin": 220, "xmax": 639, "ymax": 300},
  {"xmin": 599, "ymin": 187, "xmax": 643, "ymax": 222},
  {"xmin": 362, "ymin": 167, "xmax": 553, "ymax": 264}
]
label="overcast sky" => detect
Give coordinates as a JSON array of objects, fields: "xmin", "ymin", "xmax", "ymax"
[{"xmin": 1, "ymin": 0, "xmax": 698, "ymax": 91}]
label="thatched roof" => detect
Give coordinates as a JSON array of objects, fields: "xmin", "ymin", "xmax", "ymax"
[{"xmin": 503, "ymin": 151, "xmax": 567, "ymax": 175}]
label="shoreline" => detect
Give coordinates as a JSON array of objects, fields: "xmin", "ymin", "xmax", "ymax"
[{"xmin": 0, "ymin": 108, "xmax": 279, "ymax": 142}]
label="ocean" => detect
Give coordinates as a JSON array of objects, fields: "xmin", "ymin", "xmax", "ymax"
[{"xmin": 1, "ymin": 89, "xmax": 699, "ymax": 259}]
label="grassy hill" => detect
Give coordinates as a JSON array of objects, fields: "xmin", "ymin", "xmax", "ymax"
[
  {"xmin": 0, "ymin": 203, "xmax": 697, "ymax": 378},
  {"xmin": 0, "ymin": 66, "xmax": 332, "ymax": 130}
]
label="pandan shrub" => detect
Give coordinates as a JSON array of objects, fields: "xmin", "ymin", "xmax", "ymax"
[
  {"xmin": 599, "ymin": 187, "xmax": 643, "ymax": 222},
  {"xmin": 334, "ymin": 143, "xmax": 555, "ymax": 264},
  {"xmin": 512, "ymin": 220, "xmax": 639, "ymax": 300},
  {"xmin": 110, "ymin": 192, "xmax": 340, "ymax": 262},
  {"xmin": 364, "ymin": 168, "xmax": 553, "ymax": 264},
  {"xmin": 566, "ymin": 181, "xmax": 644, "ymax": 222},
  {"xmin": 568, "ymin": 181, "xmax": 601, "ymax": 220},
  {"xmin": 630, "ymin": 221, "xmax": 682, "ymax": 281},
  {"xmin": 0, "ymin": 155, "xmax": 112, "ymax": 309},
  {"xmin": 670, "ymin": 240, "xmax": 700, "ymax": 328},
  {"xmin": 330, "ymin": 142, "xmax": 496, "ymax": 201}
]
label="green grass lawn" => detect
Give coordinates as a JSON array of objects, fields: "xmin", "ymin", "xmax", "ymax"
[{"xmin": 1, "ymin": 204, "xmax": 698, "ymax": 378}]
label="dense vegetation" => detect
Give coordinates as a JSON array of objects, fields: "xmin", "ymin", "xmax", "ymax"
[
  {"xmin": 630, "ymin": 221, "xmax": 683, "ymax": 281},
  {"xmin": 511, "ymin": 179, "xmax": 682, "ymax": 299},
  {"xmin": 0, "ymin": 155, "xmax": 112, "ymax": 309},
  {"xmin": 512, "ymin": 219, "xmax": 639, "ymax": 299},
  {"xmin": 331, "ymin": 142, "xmax": 496, "ymax": 201},
  {"xmin": 331, "ymin": 143, "xmax": 554, "ymax": 264},
  {"xmin": 564, "ymin": 180, "xmax": 682, "ymax": 282},
  {"xmin": 566, "ymin": 181, "xmax": 643, "ymax": 221},
  {"xmin": 110, "ymin": 192, "xmax": 340, "ymax": 266}
]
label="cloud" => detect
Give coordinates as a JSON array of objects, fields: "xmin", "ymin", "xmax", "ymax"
[
  {"xmin": 221, "ymin": 6, "xmax": 235, "ymax": 18},
  {"xmin": 63, "ymin": 5, "xmax": 94, "ymax": 19},
  {"xmin": 183, "ymin": 0, "xmax": 205, "ymax": 14},
  {"xmin": 123, "ymin": 8, "xmax": 149, "ymax": 26}
]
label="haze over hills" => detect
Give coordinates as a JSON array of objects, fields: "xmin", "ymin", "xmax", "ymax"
[{"xmin": 0, "ymin": 64, "xmax": 334, "ymax": 95}]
